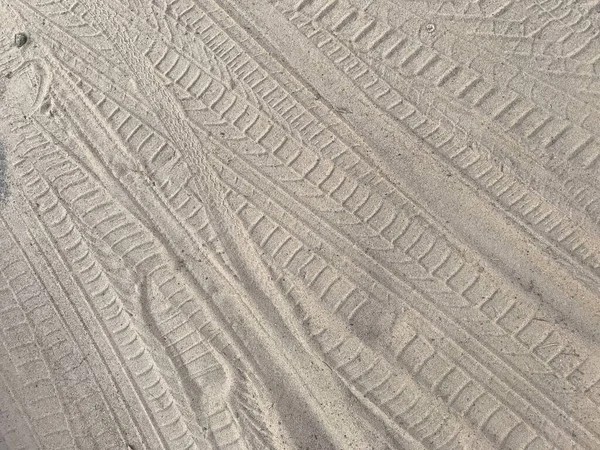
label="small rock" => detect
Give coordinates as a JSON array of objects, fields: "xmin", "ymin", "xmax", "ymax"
[{"xmin": 14, "ymin": 33, "xmax": 28, "ymax": 48}]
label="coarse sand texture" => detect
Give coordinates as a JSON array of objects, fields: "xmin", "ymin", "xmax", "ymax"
[{"xmin": 1, "ymin": 0, "xmax": 600, "ymax": 449}]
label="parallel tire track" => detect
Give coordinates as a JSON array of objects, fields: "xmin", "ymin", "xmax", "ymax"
[
  {"xmin": 1, "ymin": 0, "xmax": 599, "ymax": 448},
  {"xmin": 48, "ymin": 5, "xmax": 600, "ymax": 446}
]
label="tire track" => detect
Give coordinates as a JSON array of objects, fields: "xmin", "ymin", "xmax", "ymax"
[
  {"xmin": 285, "ymin": 0, "xmax": 600, "ymax": 176},
  {"xmin": 222, "ymin": 174, "xmax": 558, "ymax": 449},
  {"xmin": 382, "ymin": 0, "xmax": 600, "ymax": 228},
  {"xmin": 0, "ymin": 244, "xmax": 77, "ymax": 450},
  {"xmin": 0, "ymin": 214, "xmax": 129, "ymax": 450},
  {"xmin": 2, "ymin": 0, "xmax": 599, "ymax": 448},
  {"xmin": 269, "ymin": 0, "xmax": 600, "ymax": 238},
  {"xmin": 265, "ymin": 0, "xmax": 600, "ymax": 293},
  {"xmin": 141, "ymin": 27, "xmax": 600, "ymax": 447},
  {"xmin": 34, "ymin": 51, "xmax": 388, "ymax": 448},
  {"xmin": 27, "ymin": 2, "xmax": 410, "ymax": 447},
  {"xmin": 0, "ymin": 330, "xmax": 44, "ymax": 450},
  {"xmin": 52, "ymin": 3, "xmax": 600, "ymax": 444}
]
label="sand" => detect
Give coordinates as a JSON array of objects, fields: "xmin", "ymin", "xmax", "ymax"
[{"xmin": 1, "ymin": 0, "xmax": 599, "ymax": 448}]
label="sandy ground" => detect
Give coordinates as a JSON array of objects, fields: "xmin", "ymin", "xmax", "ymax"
[{"xmin": 1, "ymin": 0, "xmax": 600, "ymax": 448}]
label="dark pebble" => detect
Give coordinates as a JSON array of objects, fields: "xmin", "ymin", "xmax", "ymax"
[{"xmin": 14, "ymin": 33, "xmax": 28, "ymax": 48}]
